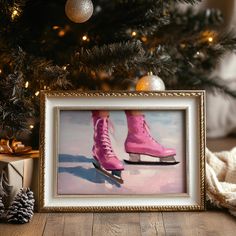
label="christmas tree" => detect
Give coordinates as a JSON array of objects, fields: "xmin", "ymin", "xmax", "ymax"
[{"xmin": 0, "ymin": 0, "xmax": 236, "ymax": 145}]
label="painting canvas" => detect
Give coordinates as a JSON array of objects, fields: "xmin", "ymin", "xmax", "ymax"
[{"xmin": 57, "ymin": 109, "xmax": 186, "ymax": 195}]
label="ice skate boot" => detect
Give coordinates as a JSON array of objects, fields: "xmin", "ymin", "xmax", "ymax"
[
  {"xmin": 92, "ymin": 112, "xmax": 124, "ymax": 184},
  {"xmin": 124, "ymin": 113, "xmax": 179, "ymax": 165}
]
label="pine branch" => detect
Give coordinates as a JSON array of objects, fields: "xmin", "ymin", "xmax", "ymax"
[
  {"xmin": 169, "ymin": 66, "xmax": 236, "ymax": 98},
  {"xmin": 44, "ymin": 65, "xmax": 72, "ymax": 90},
  {"xmin": 89, "ymin": 0, "xmax": 172, "ymax": 41},
  {"xmin": 75, "ymin": 40, "xmax": 175, "ymax": 77},
  {"xmin": 136, "ymin": 1, "xmax": 170, "ymax": 35},
  {"xmin": 75, "ymin": 40, "xmax": 145, "ymax": 72},
  {"xmin": 172, "ymin": 0, "xmax": 201, "ymax": 4},
  {"xmin": 155, "ymin": 8, "xmax": 223, "ymax": 45},
  {"xmin": 218, "ymin": 32, "xmax": 236, "ymax": 52},
  {"xmin": 127, "ymin": 45, "xmax": 175, "ymax": 76},
  {"xmin": 175, "ymin": 31, "xmax": 236, "ymax": 74},
  {"xmin": 0, "ymin": 71, "xmax": 33, "ymax": 138},
  {"xmin": 199, "ymin": 76, "xmax": 236, "ymax": 98},
  {"xmin": 0, "ymin": 0, "xmax": 27, "ymax": 23},
  {"xmin": 117, "ymin": 0, "xmax": 201, "ymax": 4}
]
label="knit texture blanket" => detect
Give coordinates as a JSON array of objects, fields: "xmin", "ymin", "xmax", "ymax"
[{"xmin": 206, "ymin": 147, "xmax": 236, "ymax": 216}]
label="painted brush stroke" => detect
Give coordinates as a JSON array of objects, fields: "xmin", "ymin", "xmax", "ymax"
[{"xmin": 58, "ymin": 110, "xmax": 186, "ymax": 195}]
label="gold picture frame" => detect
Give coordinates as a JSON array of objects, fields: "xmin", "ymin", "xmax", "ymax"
[{"xmin": 39, "ymin": 91, "xmax": 206, "ymax": 212}]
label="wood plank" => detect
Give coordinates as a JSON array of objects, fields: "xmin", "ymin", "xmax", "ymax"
[
  {"xmin": 140, "ymin": 213, "xmax": 165, "ymax": 236},
  {"xmin": 0, "ymin": 213, "xmax": 47, "ymax": 236},
  {"xmin": 162, "ymin": 212, "xmax": 202, "ymax": 236},
  {"xmin": 199, "ymin": 211, "xmax": 236, "ymax": 236},
  {"xmin": 43, "ymin": 213, "xmax": 65, "ymax": 236},
  {"xmin": 162, "ymin": 211, "xmax": 236, "ymax": 236},
  {"xmin": 93, "ymin": 213, "xmax": 141, "ymax": 236},
  {"xmin": 63, "ymin": 213, "xmax": 93, "ymax": 236}
]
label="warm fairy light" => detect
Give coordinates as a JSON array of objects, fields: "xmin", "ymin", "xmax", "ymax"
[
  {"xmin": 208, "ymin": 37, "xmax": 213, "ymax": 42},
  {"xmin": 35, "ymin": 91, "xmax": 40, "ymax": 96},
  {"xmin": 131, "ymin": 31, "xmax": 137, "ymax": 37},
  {"xmin": 90, "ymin": 70, "xmax": 96, "ymax": 78},
  {"xmin": 52, "ymin": 25, "xmax": 60, "ymax": 30},
  {"xmin": 82, "ymin": 35, "xmax": 88, "ymax": 41},
  {"xmin": 141, "ymin": 36, "xmax": 147, "ymax": 42},
  {"xmin": 55, "ymin": 25, "xmax": 70, "ymax": 37},
  {"xmin": 201, "ymin": 31, "xmax": 216, "ymax": 44},
  {"xmin": 63, "ymin": 65, "xmax": 67, "ymax": 70},
  {"xmin": 25, "ymin": 81, "xmax": 29, "ymax": 88},
  {"xmin": 11, "ymin": 9, "xmax": 20, "ymax": 20},
  {"xmin": 0, "ymin": 69, "xmax": 2, "ymax": 74},
  {"xmin": 58, "ymin": 30, "xmax": 66, "ymax": 37},
  {"xmin": 194, "ymin": 51, "xmax": 203, "ymax": 59},
  {"xmin": 43, "ymin": 85, "xmax": 47, "ymax": 90},
  {"xmin": 29, "ymin": 125, "xmax": 34, "ymax": 129}
]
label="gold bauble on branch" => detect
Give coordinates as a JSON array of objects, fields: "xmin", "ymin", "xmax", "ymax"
[
  {"xmin": 65, "ymin": 0, "xmax": 94, "ymax": 23},
  {"xmin": 136, "ymin": 72, "xmax": 165, "ymax": 91}
]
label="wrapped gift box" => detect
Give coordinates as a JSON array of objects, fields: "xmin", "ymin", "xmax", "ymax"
[{"xmin": 0, "ymin": 151, "xmax": 39, "ymax": 209}]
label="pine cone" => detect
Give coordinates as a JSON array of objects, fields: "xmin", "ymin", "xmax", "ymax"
[
  {"xmin": 7, "ymin": 188, "xmax": 35, "ymax": 224},
  {"xmin": 0, "ymin": 197, "xmax": 4, "ymax": 219}
]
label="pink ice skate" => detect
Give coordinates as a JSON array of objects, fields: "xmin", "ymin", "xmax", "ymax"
[
  {"xmin": 124, "ymin": 113, "xmax": 178, "ymax": 165},
  {"xmin": 92, "ymin": 113, "xmax": 124, "ymax": 183}
]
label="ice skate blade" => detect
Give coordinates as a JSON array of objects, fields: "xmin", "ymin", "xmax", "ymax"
[
  {"xmin": 93, "ymin": 162, "xmax": 124, "ymax": 184},
  {"xmin": 124, "ymin": 159, "xmax": 179, "ymax": 165},
  {"xmin": 125, "ymin": 153, "xmax": 179, "ymax": 165}
]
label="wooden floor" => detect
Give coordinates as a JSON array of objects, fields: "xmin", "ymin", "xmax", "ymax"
[
  {"xmin": 0, "ymin": 211, "xmax": 236, "ymax": 236},
  {"xmin": 0, "ymin": 137, "xmax": 235, "ymax": 235}
]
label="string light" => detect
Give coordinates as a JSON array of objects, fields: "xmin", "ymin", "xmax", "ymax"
[
  {"xmin": 194, "ymin": 51, "xmax": 203, "ymax": 59},
  {"xmin": 208, "ymin": 37, "xmax": 213, "ymax": 43},
  {"xmin": 131, "ymin": 31, "xmax": 137, "ymax": 37},
  {"xmin": 141, "ymin": 36, "xmax": 147, "ymax": 42},
  {"xmin": 201, "ymin": 31, "xmax": 216, "ymax": 43},
  {"xmin": 56, "ymin": 25, "xmax": 70, "ymax": 37},
  {"xmin": 58, "ymin": 30, "xmax": 66, "ymax": 37},
  {"xmin": 43, "ymin": 85, "xmax": 47, "ymax": 90},
  {"xmin": 0, "ymin": 69, "xmax": 2, "ymax": 74},
  {"xmin": 82, "ymin": 35, "xmax": 88, "ymax": 41},
  {"xmin": 29, "ymin": 125, "xmax": 34, "ymax": 129},
  {"xmin": 11, "ymin": 8, "xmax": 20, "ymax": 20},
  {"xmin": 35, "ymin": 91, "xmax": 40, "ymax": 96},
  {"xmin": 91, "ymin": 70, "xmax": 96, "ymax": 78},
  {"xmin": 25, "ymin": 81, "xmax": 29, "ymax": 88},
  {"xmin": 63, "ymin": 65, "xmax": 67, "ymax": 70},
  {"xmin": 52, "ymin": 26, "xmax": 60, "ymax": 30}
]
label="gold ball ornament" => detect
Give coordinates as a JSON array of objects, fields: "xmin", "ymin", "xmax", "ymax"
[
  {"xmin": 65, "ymin": 0, "xmax": 94, "ymax": 23},
  {"xmin": 136, "ymin": 73, "xmax": 165, "ymax": 91}
]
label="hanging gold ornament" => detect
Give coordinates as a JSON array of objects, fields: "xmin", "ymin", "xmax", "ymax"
[
  {"xmin": 65, "ymin": 0, "xmax": 94, "ymax": 23},
  {"xmin": 136, "ymin": 72, "xmax": 165, "ymax": 91}
]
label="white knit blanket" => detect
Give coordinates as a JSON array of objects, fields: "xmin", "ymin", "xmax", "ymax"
[{"xmin": 206, "ymin": 147, "xmax": 236, "ymax": 216}]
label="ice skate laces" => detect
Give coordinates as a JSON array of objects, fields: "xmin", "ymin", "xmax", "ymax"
[
  {"xmin": 143, "ymin": 118, "xmax": 164, "ymax": 148},
  {"xmin": 95, "ymin": 117, "xmax": 116, "ymax": 158}
]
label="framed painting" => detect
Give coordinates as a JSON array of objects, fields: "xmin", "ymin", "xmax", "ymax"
[{"xmin": 39, "ymin": 91, "xmax": 205, "ymax": 212}]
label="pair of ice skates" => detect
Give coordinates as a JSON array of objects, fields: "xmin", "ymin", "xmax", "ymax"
[{"xmin": 92, "ymin": 113, "xmax": 178, "ymax": 184}]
